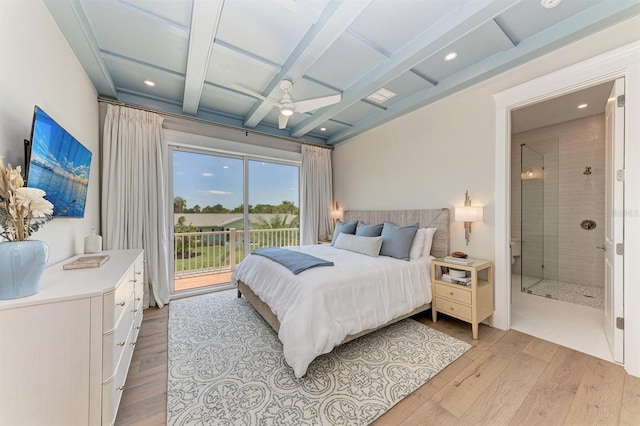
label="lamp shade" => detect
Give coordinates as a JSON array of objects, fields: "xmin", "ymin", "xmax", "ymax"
[
  {"xmin": 455, "ymin": 206, "xmax": 483, "ymax": 222},
  {"xmin": 331, "ymin": 209, "xmax": 344, "ymax": 220}
]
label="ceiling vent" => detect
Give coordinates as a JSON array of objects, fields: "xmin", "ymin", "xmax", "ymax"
[{"xmin": 367, "ymin": 88, "xmax": 397, "ymax": 104}]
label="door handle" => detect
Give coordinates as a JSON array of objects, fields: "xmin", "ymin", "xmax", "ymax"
[{"xmin": 596, "ymin": 246, "xmax": 606, "ymax": 251}]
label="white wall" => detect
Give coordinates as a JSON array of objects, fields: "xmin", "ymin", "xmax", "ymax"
[
  {"xmin": 0, "ymin": 0, "xmax": 99, "ymax": 264},
  {"xmin": 333, "ymin": 16, "xmax": 640, "ymax": 262}
]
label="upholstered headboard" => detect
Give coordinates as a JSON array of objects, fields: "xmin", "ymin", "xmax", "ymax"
[{"xmin": 343, "ymin": 209, "xmax": 450, "ymax": 258}]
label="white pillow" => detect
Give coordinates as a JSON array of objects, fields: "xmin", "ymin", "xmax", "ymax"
[
  {"xmin": 409, "ymin": 228, "xmax": 426, "ymax": 260},
  {"xmin": 422, "ymin": 228, "xmax": 438, "ymax": 257},
  {"xmin": 409, "ymin": 227, "xmax": 438, "ymax": 260},
  {"xmin": 334, "ymin": 233, "xmax": 382, "ymax": 257}
]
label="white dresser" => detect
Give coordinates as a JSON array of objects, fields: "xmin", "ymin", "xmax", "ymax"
[{"xmin": 0, "ymin": 249, "xmax": 144, "ymax": 426}]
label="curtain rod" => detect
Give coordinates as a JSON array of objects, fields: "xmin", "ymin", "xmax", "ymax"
[{"xmin": 97, "ymin": 97, "xmax": 333, "ymax": 150}]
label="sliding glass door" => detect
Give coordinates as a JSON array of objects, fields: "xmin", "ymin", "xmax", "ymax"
[
  {"xmin": 247, "ymin": 160, "xmax": 300, "ymax": 251},
  {"xmin": 172, "ymin": 150, "xmax": 243, "ymax": 293},
  {"xmin": 171, "ymin": 148, "xmax": 299, "ymax": 294}
]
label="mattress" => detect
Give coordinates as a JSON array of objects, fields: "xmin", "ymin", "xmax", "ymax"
[{"xmin": 231, "ymin": 244, "xmax": 433, "ymax": 377}]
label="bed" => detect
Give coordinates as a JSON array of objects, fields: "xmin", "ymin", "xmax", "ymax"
[{"xmin": 232, "ymin": 208, "xmax": 450, "ymax": 378}]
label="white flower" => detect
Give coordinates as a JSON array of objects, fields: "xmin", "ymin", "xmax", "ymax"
[
  {"xmin": 15, "ymin": 187, "xmax": 54, "ymax": 217},
  {"xmin": 0, "ymin": 159, "xmax": 54, "ymax": 241}
]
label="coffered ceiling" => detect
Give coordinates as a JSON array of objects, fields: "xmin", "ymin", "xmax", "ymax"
[{"xmin": 44, "ymin": 0, "xmax": 640, "ymax": 145}]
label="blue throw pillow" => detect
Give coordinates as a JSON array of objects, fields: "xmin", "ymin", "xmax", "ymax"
[
  {"xmin": 355, "ymin": 222, "xmax": 383, "ymax": 237},
  {"xmin": 379, "ymin": 222, "xmax": 419, "ymax": 261},
  {"xmin": 331, "ymin": 220, "xmax": 358, "ymax": 246}
]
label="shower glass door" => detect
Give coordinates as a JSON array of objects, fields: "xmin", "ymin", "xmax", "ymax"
[{"xmin": 520, "ymin": 145, "xmax": 544, "ymax": 292}]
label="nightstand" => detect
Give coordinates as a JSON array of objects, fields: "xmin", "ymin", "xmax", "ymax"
[{"xmin": 431, "ymin": 257, "xmax": 494, "ymax": 339}]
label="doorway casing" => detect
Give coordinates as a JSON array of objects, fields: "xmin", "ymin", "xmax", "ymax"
[{"xmin": 493, "ymin": 41, "xmax": 640, "ymax": 377}]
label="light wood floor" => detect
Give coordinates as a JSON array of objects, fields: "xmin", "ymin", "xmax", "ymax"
[{"xmin": 116, "ymin": 304, "xmax": 640, "ymax": 425}]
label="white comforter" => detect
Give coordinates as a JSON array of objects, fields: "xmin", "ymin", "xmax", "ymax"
[{"xmin": 231, "ymin": 244, "xmax": 433, "ymax": 378}]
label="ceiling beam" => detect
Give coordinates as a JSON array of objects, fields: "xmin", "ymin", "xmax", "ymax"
[
  {"xmin": 290, "ymin": 0, "xmax": 521, "ymax": 138},
  {"xmin": 43, "ymin": 0, "xmax": 117, "ymax": 97},
  {"xmin": 182, "ymin": 0, "xmax": 225, "ymax": 115},
  {"xmin": 327, "ymin": 0, "xmax": 640, "ymax": 145},
  {"xmin": 242, "ymin": 0, "xmax": 373, "ymax": 128}
]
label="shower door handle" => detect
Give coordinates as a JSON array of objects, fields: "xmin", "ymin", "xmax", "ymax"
[{"xmin": 596, "ymin": 246, "xmax": 606, "ymax": 251}]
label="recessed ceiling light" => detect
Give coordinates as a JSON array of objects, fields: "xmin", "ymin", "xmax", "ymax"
[
  {"xmin": 144, "ymin": 80, "xmax": 156, "ymax": 87},
  {"xmin": 367, "ymin": 88, "xmax": 397, "ymax": 104},
  {"xmin": 540, "ymin": 0, "xmax": 562, "ymax": 9},
  {"xmin": 320, "ymin": 127, "xmax": 327, "ymax": 132},
  {"xmin": 578, "ymin": 103, "xmax": 588, "ymax": 109},
  {"xmin": 444, "ymin": 52, "xmax": 458, "ymax": 61}
]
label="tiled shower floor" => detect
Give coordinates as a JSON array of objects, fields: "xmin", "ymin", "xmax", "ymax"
[{"xmin": 524, "ymin": 279, "xmax": 604, "ymax": 310}]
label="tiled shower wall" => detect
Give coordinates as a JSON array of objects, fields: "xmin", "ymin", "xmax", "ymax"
[{"xmin": 511, "ymin": 114, "xmax": 605, "ymax": 288}]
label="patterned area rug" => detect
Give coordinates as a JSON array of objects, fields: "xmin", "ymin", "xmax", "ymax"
[{"xmin": 167, "ymin": 290, "xmax": 471, "ymax": 425}]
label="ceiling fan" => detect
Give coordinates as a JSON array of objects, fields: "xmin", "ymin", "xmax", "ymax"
[{"xmin": 232, "ymin": 80, "xmax": 341, "ymax": 129}]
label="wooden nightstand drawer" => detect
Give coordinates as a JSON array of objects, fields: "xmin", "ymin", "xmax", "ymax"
[
  {"xmin": 435, "ymin": 298, "xmax": 472, "ymax": 321},
  {"xmin": 435, "ymin": 282, "xmax": 471, "ymax": 304}
]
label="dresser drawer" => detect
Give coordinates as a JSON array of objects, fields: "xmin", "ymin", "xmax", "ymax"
[
  {"xmin": 103, "ymin": 265, "xmax": 135, "ymax": 332},
  {"xmin": 435, "ymin": 282, "xmax": 472, "ymax": 305},
  {"xmin": 103, "ymin": 293, "xmax": 135, "ymax": 380},
  {"xmin": 102, "ymin": 317, "xmax": 136, "ymax": 426},
  {"xmin": 134, "ymin": 278, "xmax": 144, "ymax": 307},
  {"xmin": 435, "ymin": 298, "xmax": 472, "ymax": 321},
  {"xmin": 133, "ymin": 299, "xmax": 143, "ymax": 343}
]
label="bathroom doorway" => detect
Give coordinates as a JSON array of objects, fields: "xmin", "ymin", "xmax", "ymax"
[
  {"xmin": 508, "ymin": 80, "xmax": 623, "ymax": 363},
  {"xmin": 494, "ymin": 44, "xmax": 640, "ymax": 376},
  {"xmin": 512, "ymin": 91, "xmax": 606, "ymax": 309}
]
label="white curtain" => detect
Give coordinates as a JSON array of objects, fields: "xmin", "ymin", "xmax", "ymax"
[
  {"xmin": 300, "ymin": 145, "xmax": 333, "ymax": 245},
  {"xmin": 102, "ymin": 104, "xmax": 171, "ymax": 308}
]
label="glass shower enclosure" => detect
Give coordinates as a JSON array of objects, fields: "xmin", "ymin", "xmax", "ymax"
[{"xmin": 520, "ymin": 143, "xmax": 558, "ymax": 297}]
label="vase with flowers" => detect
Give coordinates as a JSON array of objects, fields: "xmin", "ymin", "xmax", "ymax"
[{"xmin": 0, "ymin": 157, "xmax": 53, "ymax": 300}]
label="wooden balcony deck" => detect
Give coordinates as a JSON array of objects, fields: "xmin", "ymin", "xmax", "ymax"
[{"xmin": 174, "ymin": 271, "xmax": 233, "ymax": 292}]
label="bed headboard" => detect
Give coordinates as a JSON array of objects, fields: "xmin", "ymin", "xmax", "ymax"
[{"xmin": 343, "ymin": 209, "xmax": 450, "ymax": 258}]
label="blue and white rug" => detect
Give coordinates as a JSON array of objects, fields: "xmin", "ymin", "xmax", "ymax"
[{"xmin": 167, "ymin": 290, "xmax": 471, "ymax": 425}]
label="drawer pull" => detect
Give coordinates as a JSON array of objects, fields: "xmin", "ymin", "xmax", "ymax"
[
  {"xmin": 131, "ymin": 340, "xmax": 137, "ymax": 346},
  {"xmin": 135, "ymin": 326, "xmax": 141, "ymax": 330},
  {"xmin": 450, "ymin": 307, "xmax": 455, "ymax": 311},
  {"xmin": 118, "ymin": 385, "xmax": 125, "ymax": 391},
  {"xmin": 130, "ymin": 279, "xmax": 137, "ymax": 283},
  {"xmin": 117, "ymin": 301, "xmax": 125, "ymax": 307},
  {"xmin": 449, "ymin": 291, "xmax": 454, "ymax": 296},
  {"xmin": 132, "ymin": 308, "xmax": 138, "ymax": 313},
  {"xmin": 135, "ymin": 297, "xmax": 141, "ymax": 301},
  {"xmin": 136, "ymin": 271, "xmax": 142, "ymax": 275},
  {"xmin": 117, "ymin": 341, "xmax": 125, "ymax": 347}
]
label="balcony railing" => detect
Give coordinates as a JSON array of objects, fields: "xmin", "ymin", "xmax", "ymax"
[{"xmin": 174, "ymin": 227, "xmax": 300, "ymax": 281}]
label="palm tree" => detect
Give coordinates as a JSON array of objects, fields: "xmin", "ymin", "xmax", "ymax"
[
  {"xmin": 279, "ymin": 200, "xmax": 298, "ymax": 214},
  {"xmin": 174, "ymin": 216, "xmax": 199, "ymax": 258},
  {"xmin": 253, "ymin": 213, "xmax": 299, "ymax": 229},
  {"xmin": 174, "ymin": 196, "xmax": 186, "ymax": 213},
  {"xmin": 252, "ymin": 214, "xmax": 299, "ymax": 247}
]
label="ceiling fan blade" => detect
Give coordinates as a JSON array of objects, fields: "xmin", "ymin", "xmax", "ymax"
[
  {"xmin": 231, "ymin": 84, "xmax": 282, "ymax": 108},
  {"xmin": 294, "ymin": 94, "xmax": 341, "ymax": 113},
  {"xmin": 278, "ymin": 114, "xmax": 289, "ymax": 129}
]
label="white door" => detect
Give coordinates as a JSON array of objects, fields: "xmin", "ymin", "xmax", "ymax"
[{"xmin": 604, "ymin": 78, "xmax": 625, "ymax": 363}]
